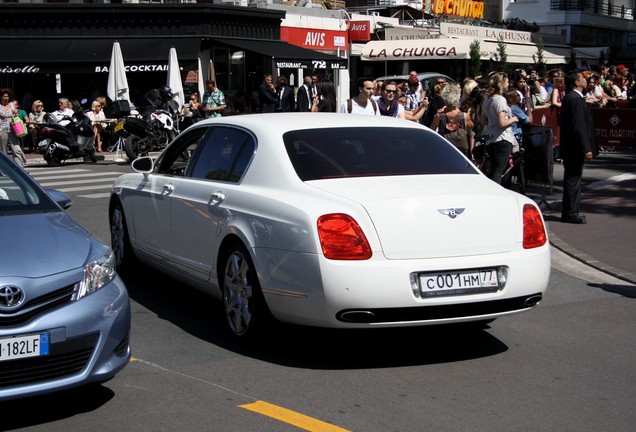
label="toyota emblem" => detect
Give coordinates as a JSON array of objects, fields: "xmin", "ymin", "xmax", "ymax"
[{"xmin": 0, "ymin": 285, "xmax": 26, "ymax": 309}]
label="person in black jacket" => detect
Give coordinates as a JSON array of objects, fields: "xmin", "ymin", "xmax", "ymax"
[
  {"xmin": 258, "ymin": 74, "xmax": 278, "ymax": 113},
  {"xmin": 421, "ymin": 78, "xmax": 447, "ymax": 127},
  {"xmin": 296, "ymin": 75, "xmax": 313, "ymax": 112},
  {"xmin": 559, "ymin": 71, "xmax": 597, "ymax": 224},
  {"xmin": 275, "ymin": 76, "xmax": 296, "ymax": 112}
]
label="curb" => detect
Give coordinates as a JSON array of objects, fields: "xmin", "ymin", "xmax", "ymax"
[
  {"xmin": 538, "ymin": 192, "xmax": 636, "ymax": 286},
  {"xmin": 25, "ymin": 153, "xmax": 129, "ymax": 166},
  {"xmin": 547, "ymin": 228, "xmax": 636, "ymax": 285}
]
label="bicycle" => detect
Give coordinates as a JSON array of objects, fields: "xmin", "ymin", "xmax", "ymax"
[{"xmin": 501, "ymin": 147, "xmax": 526, "ymax": 195}]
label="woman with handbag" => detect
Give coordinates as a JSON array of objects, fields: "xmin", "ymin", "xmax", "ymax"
[
  {"xmin": 28, "ymin": 100, "xmax": 46, "ymax": 153},
  {"xmin": 429, "ymin": 84, "xmax": 474, "ymax": 158},
  {"xmin": 0, "ymin": 88, "xmax": 27, "ymax": 167}
]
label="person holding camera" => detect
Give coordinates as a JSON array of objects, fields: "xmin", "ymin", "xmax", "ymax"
[{"xmin": 202, "ymin": 80, "xmax": 225, "ymax": 118}]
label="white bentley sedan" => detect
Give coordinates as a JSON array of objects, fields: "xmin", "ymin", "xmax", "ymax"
[{"xmin": 110, "ymin": 113, "xmax": 550, "ymax": 338}]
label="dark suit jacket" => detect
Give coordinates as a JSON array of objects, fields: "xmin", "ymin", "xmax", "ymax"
[
  {"xmin": 559, "ymin": 89, "xmax": 597, "ymax": 161},
  {"xmin": 296, "ymin": 85, "xmax": 312, "ymax": 112},
  {"xmin": 258, "ymin": 82, "xmax": 278, "ymax": 113},
  {"xmin": 277, "ymin": 85, "xmax": 296, "ymax": 112}
]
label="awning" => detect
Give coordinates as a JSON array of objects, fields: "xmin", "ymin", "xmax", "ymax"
[
  {"xmin": 2, "ymin": 38, "xmax": 201, "ymax": 73},
  {"xmin": 210, "ymin": 37, "xmax": 347, "ymax": 70},
  {"xmin": 362, "ymin": 39, "xmax": 473, "ymax": 61},
  {"xmin": 361, "ymin": 38, "xmax": 575, "ymax": 65}
]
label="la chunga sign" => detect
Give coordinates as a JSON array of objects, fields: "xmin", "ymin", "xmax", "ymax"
[{"xmin": 432, "ymin": 0, "xmax": 485, "ymax": 19}]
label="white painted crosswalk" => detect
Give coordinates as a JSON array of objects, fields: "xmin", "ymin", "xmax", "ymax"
[{"xmin": 26, "ymin": 166, "xmax": 123, "ymax": 199}]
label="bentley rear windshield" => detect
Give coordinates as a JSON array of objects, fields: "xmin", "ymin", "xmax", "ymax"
[{"xmin": 284, "ymin": 127, "xmax": 477, "ymax": 181}]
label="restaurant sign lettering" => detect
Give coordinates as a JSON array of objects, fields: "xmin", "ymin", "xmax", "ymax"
[{"xmin": 432, "ymin": 0, "xmax": 484, "ymax": 19}]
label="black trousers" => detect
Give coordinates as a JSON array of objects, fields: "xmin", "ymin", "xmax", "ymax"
[
  {"xmin": 561, "ymin": 155, "xmax": 585, "ymax": 218},
  {"xmin": 489, "ymin": 140, "xmax": 512, "ymax": 185}
]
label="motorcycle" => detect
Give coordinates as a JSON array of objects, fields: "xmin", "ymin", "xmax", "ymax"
[
  {"xmin": 36, "ymin": 111, "xmax": 96, "ymax": 167},
  {"xmin": 113, "ymin": 85, "xmax": 180, "ymax": 162}
]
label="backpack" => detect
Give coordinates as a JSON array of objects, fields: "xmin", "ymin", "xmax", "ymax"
[{"xmin": 347, "ymin": 98, "xmax": 378, "ymax": 115}]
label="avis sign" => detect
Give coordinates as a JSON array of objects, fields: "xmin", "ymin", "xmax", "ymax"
[
  {"xmin": 349, "ymin": 21, "xmax": 371, "ymax": 42},
  {"xmin": 281, "ymin": 27, "xmax": 349, "ymax": 50}
]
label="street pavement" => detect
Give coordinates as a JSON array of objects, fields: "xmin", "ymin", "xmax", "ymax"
[
  {"xmin": 530, "ymin": 150, "xmax": 636, "ymax": 285},
  {"xmin": 22, "ymin": 148, "xmax": 636, "ymax": 285}
]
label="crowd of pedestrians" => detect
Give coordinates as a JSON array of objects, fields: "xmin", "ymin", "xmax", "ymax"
[
  {"xmin": 0, "ymin": 90, "xmax": 113, "ymax": 166},
  {"xmin": 2, "ymin": 64, "xmax": 634, "ymax": 202}
]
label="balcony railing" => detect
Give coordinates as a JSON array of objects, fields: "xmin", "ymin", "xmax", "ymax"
[{"xmin": 550, "ymin": 0, "xmax": 635, "ymax": 20}]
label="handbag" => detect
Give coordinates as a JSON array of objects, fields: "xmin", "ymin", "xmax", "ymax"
[
  {"xmin": 442, "ymin": 114, "xmax": 468, "ymax": 152},
  {"xmin": 10, "ymin": 116, "xmax": 28, "ymax": 138}
]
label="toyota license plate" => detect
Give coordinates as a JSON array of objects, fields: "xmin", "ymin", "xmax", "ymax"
[
  {"xmin": 418, "ymin": 269, "xmax": 500, "ymax": 297},
  {"xmin": 0, "ymin": 333, "xmax": 50, "ymax": 362}
]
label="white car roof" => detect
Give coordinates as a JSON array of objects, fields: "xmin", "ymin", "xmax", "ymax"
[{"xmin": 188, "ymin": 112, "xmax": 427, "ymax": 136}]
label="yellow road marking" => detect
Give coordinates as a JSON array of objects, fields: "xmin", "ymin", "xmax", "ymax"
[{"xmin": 239, "ymin": 400, "xmax": 351, "ymax": 432}]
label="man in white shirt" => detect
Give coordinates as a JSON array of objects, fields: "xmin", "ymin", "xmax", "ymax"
[
  {"xmin": 52, "ymin": 98, "xmax": 74, "ymax": 126},
  {"xmin": 340, "ymin": 77, "xmax": 379, "ymax": 115}
]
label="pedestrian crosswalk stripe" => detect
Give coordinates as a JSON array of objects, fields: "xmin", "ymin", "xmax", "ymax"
[
  {"xmin": 38, "ymin": 178, "xmax": 118, "ymax": 187},
  {"xmin": 55, "ymin": 184, "xmax": 115, "ymax": 193},
  {"xmin": 31, "ymin": 172, "xmax": 122, "ymax": 181},
  {"xmin": 78, "ymin": 192, "xmax": 112, "ymax": 199},
  {"xmin": 26, "ymin": 168, "xmax": 91, "ymax": 175}
]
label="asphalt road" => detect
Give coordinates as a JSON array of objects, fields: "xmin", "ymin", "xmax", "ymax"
[{"xmin": 4, "ymin": 162, "xmax": 635, "ymax": 432}]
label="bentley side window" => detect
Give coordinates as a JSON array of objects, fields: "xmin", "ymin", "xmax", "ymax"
[{"xmin": 188, "ymin": 127, "xmax": 255, "ymax": 183}]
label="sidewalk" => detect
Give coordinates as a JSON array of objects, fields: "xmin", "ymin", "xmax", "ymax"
[
  {"xmin": 24, "ymin": 149, "xmax": 636, "ymax": 285},
  {"xmin": 24, "ymin": 150, "xmax": 128, "ymax": 166},
  {"xmin": 525, "ymin": 151, "xmax": 636, "ymax": 285}
]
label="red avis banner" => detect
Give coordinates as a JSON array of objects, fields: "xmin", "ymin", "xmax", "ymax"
[
  {"xmin": 348, "ymin": 21, "xmax": 371, "ymax": 42},
  {"xmin": 281, "ymin": 27, "xmax": 348, "ymax": 50}
]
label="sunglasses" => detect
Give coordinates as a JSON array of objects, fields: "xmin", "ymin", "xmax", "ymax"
[{"xmin": 385, "ymin": 89, "xmax": 397, "ymax": 93}]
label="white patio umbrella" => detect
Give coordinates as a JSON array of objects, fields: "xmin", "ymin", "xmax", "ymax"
[
  {"xmin": 167, "ymin": 47, "xmax": 184, "ymax": 109},
  {"xmin": 208, "ymin": 59, "xmax": 216, "ymax": 84},
  {"xmin": 197, "ymin": 58, "xmax": 205, "ymax": 100},
  {"xmin": 107, "ymin": 41, "xmax": 130, "ymax": 103}
]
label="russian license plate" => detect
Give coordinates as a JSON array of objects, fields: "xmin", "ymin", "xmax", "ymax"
[
  {"xmin": 114, "ymin": 120, "xmax": 125, "ymax": 132},
  {"xmin": 418, "ymin": 269, "xmax": 500, "ymax": 297},
  {"xmin": 0, "ymin": 333, "xmax": 50, "ymax": 362}
]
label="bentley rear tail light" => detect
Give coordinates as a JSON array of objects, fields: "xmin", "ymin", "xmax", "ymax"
[
  {"xmin": 317, "ymin": 213, "xmax": 372, "ymax": 260},
  {"xmin": 523, "ymin": 204, "xmax": 547, "ymax": 249}
]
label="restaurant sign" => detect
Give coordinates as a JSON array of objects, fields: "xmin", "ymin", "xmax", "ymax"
[
  {"xmin": 432, "ymin": 0, "xmax": 484, "ymax": 19},
  {"xmin": 440, "ymin": 23, "xmax": 565, "ymax": 45}
]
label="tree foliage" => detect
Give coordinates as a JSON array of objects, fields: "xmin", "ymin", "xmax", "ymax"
[
  {"xmin": 533, "ymin": 37, "xmax": 546, "ymax": 74},
  {"xmin": 568, "ymin": 49, "xmax": 578, "ymax": 72},
  {"xmin": 493, "ymin": 35, "xmax": 509, "ymax": 75},
  {"xmin": 501, "ymin": 18, "xmax": 540, "ymax": 32},
  {"xmin": 469, "ymin": 39, "xmax": 482, "ymax": 78}
]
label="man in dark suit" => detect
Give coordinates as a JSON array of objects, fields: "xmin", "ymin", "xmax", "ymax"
[
  {"xmin": 559, "ymin": 70, "xmax": 597, "ymax": 224},
  {"xmin": 258, "ymin": 74, "xmax": 278, "ymax": 113},
  {"xmin": 296, "ymin": 75, "xmax": 313, "ymax": 112},
  {"xmin": 275, "ymin": 76, "xmax": 296, "ymax": 112}
]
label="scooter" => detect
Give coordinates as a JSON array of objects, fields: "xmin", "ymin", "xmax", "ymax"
[
  {"xmin": 36, "ymin": 112, "xmax": 97, "ymax": 167},
  {"xmin": 114, "ymin": 85, "xmax": 180, "ymax": 162}
]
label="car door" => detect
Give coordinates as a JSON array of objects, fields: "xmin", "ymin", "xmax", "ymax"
[
  {"xmin": 129, "ymin": 127, "xmax": 210, "ymax": 267},
  {"xmin": 169, "ymin": 126, "xmax": 256, "ymax": 282}
]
